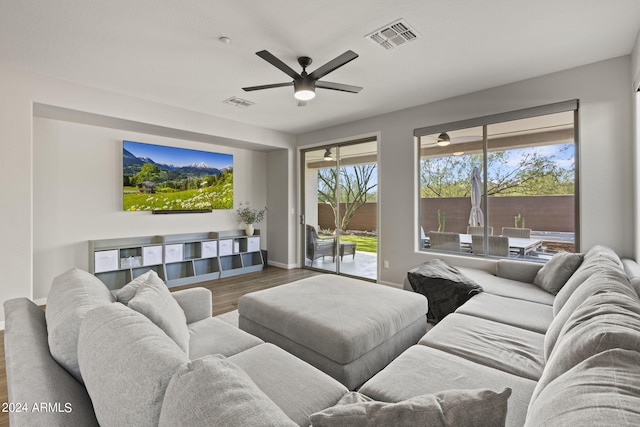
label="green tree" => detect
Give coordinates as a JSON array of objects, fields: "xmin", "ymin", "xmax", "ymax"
[
  {"xmin": 318, "ymin": 164, "xmax": 377, "ymax": 231},
  {"xmin": 420, "ymin": 145, "xmax": 574, "ymax": 198},
  {"xmin": 134, "ymin": 163, "xmax": 161, "ymax": 185}
]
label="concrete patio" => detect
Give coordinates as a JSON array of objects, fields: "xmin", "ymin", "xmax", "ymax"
[{"xmin": 306, "ymin": 250, "xmax": 377, "ymax": 281}]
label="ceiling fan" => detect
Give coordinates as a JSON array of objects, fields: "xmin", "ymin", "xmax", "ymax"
[{"xmin": 242, "ymin": 50, "xmax": 363, "ymax": 106}]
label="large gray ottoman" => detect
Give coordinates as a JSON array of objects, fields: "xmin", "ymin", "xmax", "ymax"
[{"xmin": 238, "ymin": 274, "xmax": 428, "ymax": 390}]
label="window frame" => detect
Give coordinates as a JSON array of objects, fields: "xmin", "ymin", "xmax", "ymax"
[{"xmin": 415, "ymin": 100, "xmax": 580, "ymax": 259}]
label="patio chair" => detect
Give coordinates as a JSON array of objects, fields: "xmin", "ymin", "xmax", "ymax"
[
  {"xmin": 502, "ymin": 227, "xmax": 531, "ymax": 238},
  {"xmin": 472, "ymin": 235, "xmax": 510, "ymax": 257},
  {"xmin": 306, "ymin": 225, "xmax": 336, "ymax": 265},
  {"xmin": 467, "ymin": 226, "xmax": 493, "ymax": 236},
  {"xmin": 427, "ymin": 231, "xmax": 462, "ymax": 252}
]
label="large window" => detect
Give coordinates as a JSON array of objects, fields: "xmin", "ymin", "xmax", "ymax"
[{"xmin": 416, "ymin": 101, "xmax": 578, "ymax": 261}]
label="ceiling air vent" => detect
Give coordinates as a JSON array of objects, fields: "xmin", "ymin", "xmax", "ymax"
[
  {"xmin": 366, "ymin": 19, "xmax": 419, "ymax": 50},
  {"xmin": 223, "ymin": 96, "xmax": 254, "ymax": 108}
]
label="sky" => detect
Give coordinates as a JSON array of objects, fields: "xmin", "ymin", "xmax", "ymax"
[{"xmin": 124, "ymin": 140, "xmax": 233, "ymax": 169}]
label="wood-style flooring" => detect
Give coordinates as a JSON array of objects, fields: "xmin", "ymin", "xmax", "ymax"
[{"xmin": 0, "ymin": 266, "xmax": 322, "ymax": 426}]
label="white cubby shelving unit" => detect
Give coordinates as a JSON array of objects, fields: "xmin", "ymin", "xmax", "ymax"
[{"xmin": 89, "ymin": 230, "xmax": 263, "ymax": 290}]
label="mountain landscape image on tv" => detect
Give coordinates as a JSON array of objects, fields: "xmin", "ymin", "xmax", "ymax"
[{"xmin": 123, "ymin": 140, "xmax": 233, "ymax": 211}]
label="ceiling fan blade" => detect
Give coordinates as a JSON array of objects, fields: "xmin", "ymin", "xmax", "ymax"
[
  {"xmin": 315, "ymin": 81, "xmax": 363, "ymax": 93},
  {"xmin": 255, "ymin": 50, "xmax": 301, "ymax": 80},
  {"xmin": 309, "ymin": 50, "xmax": 359, "ymax": 80},
  {"xmin": 242, "ymin": 82, "xmax": 293, "ymax": 92}
]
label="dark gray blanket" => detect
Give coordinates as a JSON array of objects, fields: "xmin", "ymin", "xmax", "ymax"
[{"xmin": 408, "ymin": 259, "xmax": 483, "ymax": 323}]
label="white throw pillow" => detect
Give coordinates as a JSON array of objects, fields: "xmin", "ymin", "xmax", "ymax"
[
  {"xmin": 116, "ymin": 270, "xmax": 153, "ymax": 305},
  {"xmin": 126, "ymin": 271, "xmax": 190, "ymax": 354}
]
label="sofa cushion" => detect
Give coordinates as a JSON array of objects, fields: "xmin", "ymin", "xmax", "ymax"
[
  {"xmin": 544, "ymin": 268, "xmax": 638, "ymax": 360},
  {"xmin": 45, "ymin": 268, "xmax": 115, "ymax": 382},
  {"xmin": 418, "ymin": 313, "xmax": 545, "ymax": 381},
  {"xmin": 359, "ymin": 345, "xmax": 537, "ymax": 427},
  {"xmin": 534, "ymin": 292, "xmax": 640, "ymax": 402},
  {"xmin": 159, "ymin": 354, "xmax": 296, "ymax": 427},
  {"xmin": 77, "ymin": 303, "xmax": 189, "ymax": 427},
  {"xmin": 229, "ymin": 343, "xmax": 348, "ymax": 427},
  {"xmin": 126, "ymin": 270, "xmax": 190, "ymax": 354},
  {"xmin": 525, "ymin": 349, "xmax": 640, "ymax": 427},
  {"xmin": 457, "ymin": 266, "xmax": 554, "ymax": 305},
  {"xmin": 188, "ymin": 317, "xmax": 263, "ymax": 359},
  {"xmin": 533, "ymin": 251, "xmax": 583, "ymax": 295},
  {"xmin": 583, "ymin": 244, "xmax": 623, "ymax": 268},
  {"xmin": 455, "ymin": 292, "xmax": 553, "ymax": 334},
  {"xmin": 310, "ymin": 387, "xmax": 512, "ymax": 427}
]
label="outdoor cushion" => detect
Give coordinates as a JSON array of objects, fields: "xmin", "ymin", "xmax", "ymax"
[
  {"xmin": 419, "ymin": 313, "xmax": 545, "ymax": 380},
  {"xmin": 77, "ymin": 303, "xmax": 189, "ymax": 427},
  {"xmin": 310, "ymin": 387, "xmax": 511, "ymax": 427},
  {"xmin": 45, "ymin": 268, "xmax": 115, "ymax": 382},
  {"xmin": 525, "ymin": 349, "xmax": 640, "ymax": 427},
  {"xmin": 159, "ymin": 355, "xmax": 296, "ymax": 427},
  {"xmin": 533, "ymin": 251, "xmax": 583, "ymax": 294},
  {"xmin": 126, "ymin": 270, "xmax": 190, "ymax": 354}
]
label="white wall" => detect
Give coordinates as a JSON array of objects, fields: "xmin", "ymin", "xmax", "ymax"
[
  {"xmin": 0, "ymin": 63, "xmax": 295, "ymax": 322},
  {"xmin": 297, "ymin": 56, "xmax": 635, "ymax": 286},
  {"xmin": 32, "ymin": 118, "xmax": 267, "ymax": 301}
]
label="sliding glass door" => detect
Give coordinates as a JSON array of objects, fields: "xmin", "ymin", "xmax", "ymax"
[{"xmin": 301, "ymin": 139, "xmax": 378, "ymax": 280}]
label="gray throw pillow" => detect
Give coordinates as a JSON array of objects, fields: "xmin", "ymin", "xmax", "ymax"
[
  {"xmin": 116, "ymin": 270, "xmax": 153, "ymax": 305},
  {"xmin": 159, "ymin": 355, "xmax": 297, "ymax": 427},
  {"xmin": 127, "ymin": 271, "xmax": 190, "ymax": 354},
  {"xmin": 78, "ymin": 303, "xmax": 189, "ymax": 427},
  {"xmin": 45, "ymin": 268, "xmax": 115, "ymax": 382},
  {"xmin": 310, "ymin": 388, "xmax": 512, "ymax": 427},
  {"xmin": 533, "ymin": 251, "xmax": 583, "ymax": 294}
]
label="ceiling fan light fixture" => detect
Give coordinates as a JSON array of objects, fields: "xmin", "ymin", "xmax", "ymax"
[
  {"xmin": 294, "ymin": 78, "xmax": 316, "ymax": 100},
  {"xmin": 437, "ymin": 132, "xmax": 451, "ymax": 146},
  {"xmin": 323, "ymin": 148, "xmax": 333, "ymax": 161}
]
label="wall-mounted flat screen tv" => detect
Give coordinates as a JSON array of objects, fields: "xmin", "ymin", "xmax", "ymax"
[{"xmin": 123, "ymin": 140, "xmax": 233, "ymax": 212}]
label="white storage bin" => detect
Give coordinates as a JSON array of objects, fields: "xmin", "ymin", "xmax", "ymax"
[
  {"xmin": 94, "ymin": 250, "xmax": 119, "ymax": 273},
  {"xmin": 219, "ymin": 239, "xmax": 233, "ymax": 256},
  {"xmin": 201, "ymin": 240, "xmax": 218, "ymax": 258},
  {"xmin": 165, "ymin": 244, "xmax": 184, "ymax": 263},
  {"xmin": 143, "ymin": 245, "xmax": 163, "ymax": 266},
  {"xmin": 247, "ymin": 237, "xmax": 260, "ymax": 253}
]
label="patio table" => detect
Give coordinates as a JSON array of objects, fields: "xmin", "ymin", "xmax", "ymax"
[{"xmin": 459, "ymin": 234, "xmax": 541, "ymax": 256}]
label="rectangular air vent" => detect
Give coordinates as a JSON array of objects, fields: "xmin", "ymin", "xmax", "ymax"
[
  {"xmin": 366, "ymin": 19, "xmax": 419, "ymax": 50},
  {"xmin": 223, "ymin": 96, "xmax": 254, "ymax": 108}
]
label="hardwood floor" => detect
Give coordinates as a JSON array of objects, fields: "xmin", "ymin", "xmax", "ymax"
[{"xmin": 0, "ymin": 266, "xmax": 321, "ymax": 426}]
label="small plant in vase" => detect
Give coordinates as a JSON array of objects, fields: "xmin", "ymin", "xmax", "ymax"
[{"xmin": 236, "ymin": 202, "xmax": 266, "ymax": 236}]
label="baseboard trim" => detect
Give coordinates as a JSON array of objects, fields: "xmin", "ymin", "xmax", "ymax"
[{"xmin": 267, "ymin": 261, "xmax": 298, "ymax": 270}]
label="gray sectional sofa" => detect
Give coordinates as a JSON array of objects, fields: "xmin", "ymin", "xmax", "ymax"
[
  {"xmin": 5, "ymin": 244, "xmax": 640, "ymax": 426},
  {"xmin": 379, "ymin": 245, "xmax": 640, "ymax": 426},
  {"xmin": 4, "ymin": 268, "xmax": 348, "ymax": 426}
]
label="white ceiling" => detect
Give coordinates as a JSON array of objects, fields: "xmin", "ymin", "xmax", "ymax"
[{"xmin": 1, "ymin": 1, "xmax": 640, "ymax": 135}]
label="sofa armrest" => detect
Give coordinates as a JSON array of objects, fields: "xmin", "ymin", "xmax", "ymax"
[
  {"xmin": 496, "ymin": 259, "xmax": 543, "ymax": 283},
  {"xmin": 4, "ymin": 298, "xmax": 99, "ymax": 426},
  {"xmin": 171, "ymin": 288, "xmax": 212, "ymax": 323}
]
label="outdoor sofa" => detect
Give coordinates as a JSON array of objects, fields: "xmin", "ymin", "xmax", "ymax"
[{"xmin": 5, "ymin": 244, "xmax": 640, "ymax": 426}]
